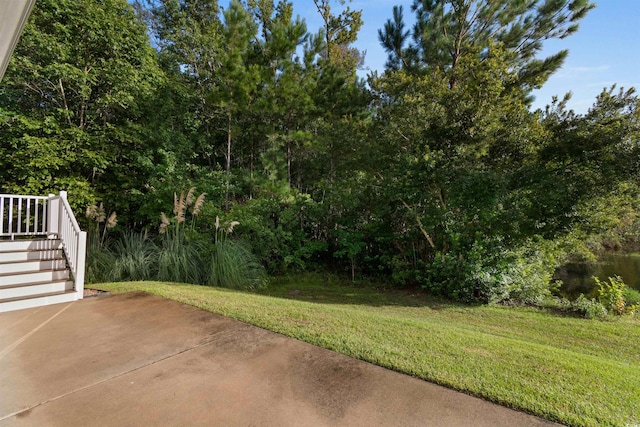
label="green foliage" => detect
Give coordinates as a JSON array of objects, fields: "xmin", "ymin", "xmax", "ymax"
[
  {"xmin": 85, "ymin": 187, "xmax": 268, "ymax": 290},
  {"xmin": 156, "ymin": 228, "xmax": 207, "ymax": 284},
  {"xmin": 369, "ymin": 45, "xmax": 560, "ymax": 302},
  {"xmin": 594, "ymin": 276, "xmax": 627, "ymax": 315},
  {"xmin": 226, "ymin": 193, "xmax": 328, "ymax": 272},
  {"xmin": 569, "ymin": 295, "xmax": 608, "ymax": 319},
  {"xmin": 157, "ymin": 188, "xmax": 214, "ymax": 284},
  {"xmin": 379, "ymin": 0, "xmax": 594, "ymax": 96},
  {"xmin": 7, "ymin": 0, "xmax": 640, "ymax": 308},
  {"xmin": 420, "ymin": 239, "xmax": 559, "ymax": 304},
  {"xmin": 623, "ymin": 287, "xmax": 640, "ymax": 307},
  {"xmin": 367, "ymin": 31, "xmax": 640, "ymax": 304},
  {"xmin": 105, "ymin": 232, "xmax": 158, "ymax": 282},
  {"xmin": 622, "ymin": 287, "xmax": 640, "ymax": 317},
  {"xmin": 208, "ymin": 240, "xmax": 268, "ymax": 290},
  {"xmin": 0, "ymin": 0, "xmax": 162, "ymax": 208},
  {"xmin": 333, "ymin": 228, "xmax": 365, "ymax": 281},
  {"xmin": 85, "ymin": 234, "xmax": 116, "ymax": 284},
  {"xmin": 312, "ymin": 0, "xmax": 364, "ymax": 75},
  {"xmin": 205, "ymin": 214, "xmax": 267, "ymax": 290},
  {"xmin": 85, "ymin": 202, "xmax": 119, "ymax": 283}
]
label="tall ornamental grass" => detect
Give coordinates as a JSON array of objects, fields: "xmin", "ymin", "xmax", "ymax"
[
  {"xmin": 85, "ymin": 203, "xmax": 117, "ymax": 283},
  {"xmin": 157, "ymin": 188, "xmax": 210, "ymax": 284},
  {"xmin": 107, "ymin": 231, "xmax": 157, "ymax": 281},
  {"xmin": 157, "ymin": 227, "xmax": 207, "ymax": 284},
  {"xmin": 208, "ymin": 217, "xmax": 267, "ymax": 290},
  {"xmin": 86, "ymin": 188, "xmax": 267, "ymax": 290}
]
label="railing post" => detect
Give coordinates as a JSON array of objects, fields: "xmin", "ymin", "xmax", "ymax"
[
  {"xmin": 76, "ymin": 230, "xmax": 87, "ymax": 300},
  {"xmin": 47, "ymin": 193, "xmax": 59, "ymax": 237},
  {"xmin": 58, "ymin": 191, "xmax": 67, "ymax": 238}
]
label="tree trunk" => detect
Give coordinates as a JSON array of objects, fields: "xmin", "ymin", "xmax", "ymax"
[{"xmin": 225, "ymin": 109, "xmax": 232, "ymax": 211}]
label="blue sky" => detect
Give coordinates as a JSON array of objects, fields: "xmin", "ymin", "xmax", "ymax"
[{"xmin": 289, "ymin": 0, "xmax": 640, "ymax": 114}]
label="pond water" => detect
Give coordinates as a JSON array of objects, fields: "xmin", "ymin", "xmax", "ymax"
[{"xmin": 555, "ymin": 253, "xmax": 640, "ymax": 299}]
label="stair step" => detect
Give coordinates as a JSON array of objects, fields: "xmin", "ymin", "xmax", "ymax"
[
  {"xmin": 0, "ymin": 239, "xmax": 62, "ymax": 252},
  {"xmin": 0, "ymin": 280, "xmax": 73, "ymax": 299},
  {"xmin": 0, "ymin": 269, "xmax": 69, "ymax": 287},
  {"xmin": 0, "ymin": 259, "xmax": 67, "ymax": 274},
  {"xmin": 0, "ymin": 249, "xmax": 64, "ymax": 263},
  {"xmin": 0, "ymin": 290, "xmax": 79, "ymax": 313}
]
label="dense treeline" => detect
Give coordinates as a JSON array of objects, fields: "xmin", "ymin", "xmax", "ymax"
[{"xmin": 1, "ymin": 0, "xmax": 639, "ymax": 303}]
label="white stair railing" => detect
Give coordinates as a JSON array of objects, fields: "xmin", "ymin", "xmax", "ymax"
[
  {"xmin": 0, "ymin": 194, "xmax": 50, "ymax": 238},
  {"xmin": 48, "ymin": 191, "xmax": 86, "ymax": 298},
  {"xmin": 1, "ymin": 191, "xmax": 86, "ymax": 299}
]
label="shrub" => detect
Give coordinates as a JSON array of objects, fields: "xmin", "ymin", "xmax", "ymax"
[
  {"xmin": 594, "ymin": 276, "xmax": 626, "ymax": 315},
  {"xmin": 86, "ymin": 187, "xmax": 270, "ymax": 290},
  {"xmin": 623, "ymin": 286, "xmax": 640, "ymax": 316},
  {"xmin": 622, "ymin": 287, "xmax": 640, "ymax": 306},
  {"xmin": 225, "ymin": 194, "xmax": 327, "ymax": 272},
  {"xmin": 85, "ymin": 236, "xmax": 116, "ymax": 284},
  {"xmin": 85, "ymin": 202, "xmax": 118, "ymax": 283},
  {"xmin": 621, "ymin": 284, "xmax": 640, "ymax": 316},
  {"xmin": 570, "ymin": 295, "xmax": 608, "ymax": 319},
  {"xmin": 421, "ymin": 238, "xmax": 558, "ymax": 304}
]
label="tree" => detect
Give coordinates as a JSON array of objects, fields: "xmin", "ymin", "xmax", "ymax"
[
  {"xmin": 368, "ymin": 44, "xmax": 560, "ymax": 302},
  {"xmin": 313, "ymin": 0, "xmax": 364, "ymax": 76},
  {"xmin": 0, "ymin": 0, "xmax": 161, "ymax": 213},
  {"xmin": 145, "ymin": 0, "xmax": 223, "ymax": 169},
  {"xmin": 244, "ymin": 0, "xmax": 313, "ymax": 190},
  {"xmin": 379, "ymin": 0, "xmax": 594, "ymax": 95},
  {"xmin": 214, "ymin": 0, "xmax": 259, "ymax": 178},
  {"xmin": 531, "ymin": 86, "xmax": 640, "ymax": 241}
]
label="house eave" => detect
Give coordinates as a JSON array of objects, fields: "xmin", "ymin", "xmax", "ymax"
[{"xmin": 0, "ymin": 0, "xmax": 37, "ymax": 81}]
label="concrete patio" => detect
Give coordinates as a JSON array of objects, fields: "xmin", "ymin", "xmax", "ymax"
[{"xmin": 0, "ymin": 292, "xmax": 558, "ymax": 426}]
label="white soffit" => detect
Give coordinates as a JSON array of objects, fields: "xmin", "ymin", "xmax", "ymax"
[{"xmin": 0, "ymin": 0, "xmax": 37, "ymax": 81}]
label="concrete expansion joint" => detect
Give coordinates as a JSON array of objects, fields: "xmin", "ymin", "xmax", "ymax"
[
  {"xmin": 0, "ymin": 303, "xmax": 74, "ymax": 361},
  {"xmin": 0, "ymin": 334, "xmax": 221, "ymax": 422}
]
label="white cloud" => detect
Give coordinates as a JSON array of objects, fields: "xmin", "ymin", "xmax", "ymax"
[
  {"xmin": 566, "ymin": 65, "xmax": 610, "ymax": 73},
  {"xmin": 586, "ymin": 81, "xmax": 618, "ymax": 89},
  {"xmin": 555, "ymin": 65, "xmax": 610, "ymax": 78}
]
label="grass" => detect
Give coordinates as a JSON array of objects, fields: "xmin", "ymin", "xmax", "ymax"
[{"xmin": 94, "ymin": 274, "xmax": 640, "ymax": 427}]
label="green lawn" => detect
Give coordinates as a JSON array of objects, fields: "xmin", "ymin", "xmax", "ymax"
[{"xmin": 94, "ymin": 275, "xmax": 640, "ymax": 427}]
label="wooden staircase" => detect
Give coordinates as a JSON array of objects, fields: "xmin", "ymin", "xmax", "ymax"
[{"xmin": 0, "ymin": 238, "xmax": 79, "ymax": 312}]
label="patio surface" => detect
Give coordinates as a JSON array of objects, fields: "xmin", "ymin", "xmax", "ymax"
[{"xmin": 0, "ymin": 292, "xmax": 558, "ymax": 426}]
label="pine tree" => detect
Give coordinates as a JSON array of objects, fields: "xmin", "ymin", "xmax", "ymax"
[
  {"xmin": 379, "ymin": 0, "xmax": 594, "ymax": 94},
  {"xmin": 313, "ymin": 0, "xmax": 364, "ymax": 77}
]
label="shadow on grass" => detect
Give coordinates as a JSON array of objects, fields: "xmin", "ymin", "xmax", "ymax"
[{"xmin": 256, "ymin": 273, "xmax": 475, "ymax": 310}]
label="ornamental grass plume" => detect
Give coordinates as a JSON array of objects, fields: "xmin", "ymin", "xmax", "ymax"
[
  {"xmin": 213, "ymin": 216, "xmax": 241, "ymax": 243},
  {"xmin": 176, "ymin": 191, "xmax": 186, "ymax": 223},
  {"xmin": 86, "ymin": 202, "xmax": 106, "ymax": 223},
  {"xmin": 171, "ymin": 187, "xmax": 202, "ymax": 224},
  {"xmin": 227, "ymin": 221, "xmax": 240, "ymax": 233},
  {"xmin": 159, "ymin": 212, "xmax": 170, "ymax": 234},
  {"xmin": 102, "ymin": 210, "xmax": 117, "ymax": 246},
  {"xmin": 106, "ymin": 211, "xmax": 117, "ymax": 229},
  {"xmin": 186, "ymin": 186, "xmax": 196, "ymax": 208},
  {"xmin": 161, "ymin": 188, "xmax": 206, "ymax": 233},
  {"xmin": 86, "ymin": 204, "xmax": 98, "ymax": 220},
  {"xmin": 192, "ymin": 193, "xmax": 206, "ymax": 216},
  {"xmin": 173, "ymin": 192, "xmax": 179, "ymax": 216},
  {"xmin": 86, "ymin": 202, "xmax": 116, "ymax": 248}
]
